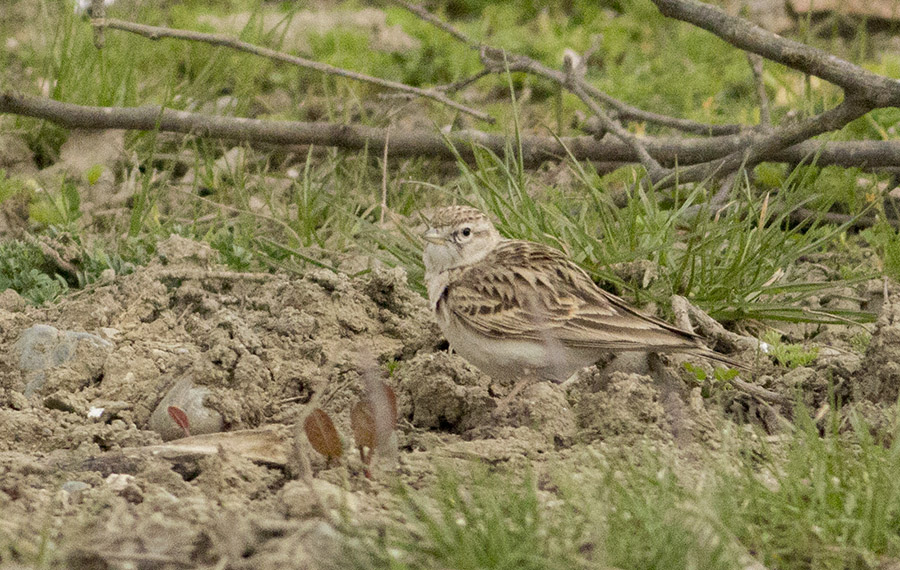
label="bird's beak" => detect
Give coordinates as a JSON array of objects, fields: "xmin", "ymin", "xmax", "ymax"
[{"xmin": 422, "ymin": 228, "xmax": 445, "ymax": 245}]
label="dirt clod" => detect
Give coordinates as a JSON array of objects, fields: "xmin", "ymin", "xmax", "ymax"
[
  {"xmin": 573, "ymin": 371, "xmax": 668, "ymax": 442},
  {"xmin": 856, "ymin": 296, "xmax": 900, "ymax": 403},
  {"xmin": 395, "ymin": 351, "xmax": 495, "ymax": 432}
]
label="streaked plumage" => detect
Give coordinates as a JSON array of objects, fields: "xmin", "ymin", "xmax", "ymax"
[{"xmin": 422, "ymin": 205, "xmax": 741, "ymax": 383}]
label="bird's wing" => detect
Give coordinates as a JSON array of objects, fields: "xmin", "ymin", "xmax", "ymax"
[{"xmin": 444, "ymin": 240, "xmax": 703, "ymax": 351}]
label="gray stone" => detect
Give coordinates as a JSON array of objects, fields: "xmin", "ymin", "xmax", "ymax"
[
  {"xmin": 61, "ymin": 480, "xmax": 92, "ymax": 494},
  {"xmin": 148, "ymin": 378, "xmax": 224, "ymax": 441},
  {"xmin": 14, "ymin": 325, "xmax": 113, "ymax": 397}
]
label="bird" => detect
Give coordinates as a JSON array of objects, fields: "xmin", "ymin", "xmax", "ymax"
[{"xmin": 421, "ymin": 205, "xmax": 744, "ymax": 384}]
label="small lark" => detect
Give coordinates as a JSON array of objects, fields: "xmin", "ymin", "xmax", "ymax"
[{"xmin": 422, "ymin": 205, "xmax": 742, "ymax": 384}]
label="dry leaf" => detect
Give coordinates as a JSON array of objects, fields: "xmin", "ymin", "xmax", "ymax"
[{"xmin": 304, "ymin": 408, "xmax": 342, "ymax": 460}]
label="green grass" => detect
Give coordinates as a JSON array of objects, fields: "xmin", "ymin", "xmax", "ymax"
[
  {"xmin": 3, "ymin": 2, "xmax": 900, "ymax": 568},
  {"xmin": 717, "ymin": 410, "xmax": 900, "ymax": 569},
  {"xmin": 0, "ymin": 0, "xmax": 888, "ymax": 325},
  {"xmin": 362, "ymin": 137, "xmax": 874, "ymax": 324},
  {"xmin": 346, "ymin": 408, "xmax": 900, "ymax": 570}
]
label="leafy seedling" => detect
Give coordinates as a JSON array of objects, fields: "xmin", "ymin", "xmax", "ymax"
[
  {"xmin": 167, "ymin": 405, "xmax": 191, "ymax": 438},
  {"xmin": 304, "ymin": 408, "xmax": 343, "ymax": 465},
  {"xmin": 683, "ymin": 363, "xmax": 742, "ymax": 398},
  {"xmin": 761, "ymin": 330, "xmax": 819, "ymax": 368}
]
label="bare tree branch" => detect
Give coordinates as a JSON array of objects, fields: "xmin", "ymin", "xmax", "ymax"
[
  {"xmin": 650, "ymin": 0, "xmax": 900, "ymax": 107},
  {"xmin": 390, "ymin": 0, "xmax": 744, "ymax": 136},
  {"xmin": 567, "ymin": 80, "xmax": 666, "ymax": 179},
  {"xmin": 391, "ymin": 0, "xmax": 894, "ymax": 187},
  {"xmin": 389, "ymin": 0, "xmax": 479, "ymax": 48},
  {"xmin": 658, "ymin": 96, "xmax": 872, "ymax": 187},
  {"xmin": 478, "ymin": 44, "xmax": 666, "ymax": 181},
  {"xmin": 5, "ymin": 91, "xmax": 900, "ymax": 171},
  {"xmin": 91, "ymin": 17, "xmax": 495, "ymax": 124}
]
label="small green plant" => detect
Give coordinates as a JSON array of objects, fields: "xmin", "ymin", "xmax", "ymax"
[
  {"xmin": 0, "ymin": 241, "xmax": 68, "ymax": 305},
  {"xmin": 683, "ymin": 362, "xmax": 742, "ymax": 397},
  {"xmin": 849, "ymin": 331, "xmax": 871, "ymax": 354},
  {"xmin": 716, "ymin": 409, "xmax": 900, "ymax": 568},
  {"xmin": 303, "ymin": 383, "xmax": 397, "ymax": 477},
  {"xmin": 28, "ymin": 178, "xmax": 82, "ymax": 227},
  {"xmin": 0, "ymin": 170, "xmax": 27, "ymax": 204},
  {"xmin": 0, "ymin": 230, "xmax": 141, "ymax": 305},
  {"xmin": 350, "ymin": 382, "xmax": 398, "ymax": 478},
  {"xmin": 760, "ymin": 330, "xmax": 819, "ymax": 368}
]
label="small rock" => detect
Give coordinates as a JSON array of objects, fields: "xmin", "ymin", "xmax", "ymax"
[
  {"xmin": 494, "ymin": 382, "xmax": 576, "ymax": 444},
  {"xmin": 395, "ymin": 352, "xmax": 495, "ymax": 432},
  {"xmin": 279, "ymin": 479, "xmax": 357, "ymax": 519},
  {"xmin": 574, "ymin": 371, "xmax": 666, "ymax": 442},
  {"xmin": 148, "ymin": 378, "xmax": 224, "ymax": 441},
  {"xmin": 856, "ymin": 296, "xmax": 900, "ymax": 403},
  {"xmin": 14, "ymin": 324, "xmax": 113, "ymax": 397},
  {"xmin": 363, "ymin": 266, "xmax": 411, "ymax": 313},
  {"xmin": 61, "ymin": 480, "xmax": 91, "ymax": 494},
  {"xmin": 156, "ymin": 235, "xmax": 215, "ymax": 266},
  {"xmin": 43, "ymin": 391, "xmax": 83, "ymax": 413},
  {"xmin": 0, "ymin": 288, "xmax": 26, "ymax": 312}
]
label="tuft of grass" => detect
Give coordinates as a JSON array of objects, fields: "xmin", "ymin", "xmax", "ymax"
[
  {"xmin": 716, "ymin": 409, "xmax": 900, "ymax": 569},
  {"xmin": 861, "ymin": 219, "xmax": 900, "ymax": 283},
  {"xmin": 347, "ymin": 467, "xmax": 578, "ymax": 570},
  {"xmin": 0, "ymin": 240, "xmax": 69, "ymax": 305},
  {"xmin": 347, "ymin": 408, "xmax": 900, "ymax": 570},
  {"xmin": 420, "ymin": 135, "xmax": 875, "ymax": 324}
]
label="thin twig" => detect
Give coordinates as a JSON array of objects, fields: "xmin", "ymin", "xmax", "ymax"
[
  {"xmin": 732, "ymin": 377, "xmax": 789, "ymax": 406},
  {"xmin": 391, "ymin": 0, "xmax": 744, "ymax": 136},
  {"xmin": 23, "ymin": 233, "xmax": 78, "ymax": 277},
  {"xmin": 155, "ymin": 268, "xmax": 277, "ymax": 281},
  {"xmin": 171, "ymin": 184, "xmax": 303, "ymax": 245},
  {"xmin": 433, "ymin": 69, "xmax": 493, "ymax": 93},
  {"xmin": 388, "ymin": 0, "xmax": 478, "ymax": 48},
  {"xmin": 788, "ymin": 207, "xmax": 900, "ymax": 230},
  {"xmin": 83, "ymin": 551, "xmax": 192, "ymax": 567},
  {"xmin": 89, "ymin": 0, "xmax": 105, "ymax": 48},
  {"xmin": 655, "ymin": 96, "xmax": 872, "ymax": 188},
  {"xmin": 380, "ymin": 127, "xmax": 390, "ymax": 226},
  {"xmin": 671, "ymin": 295, "xmax": 761, "ymax": 353},
  {"xmin": 92, "ymin": 17, "xmax": 494, "ymax": 123},
  {"xmin": 568, "ymin": 80, "xmax": 666, "ymax": 180},
  {"xmin": 746, "ymin": 53, "xmax": 771, "ymax": 127}
]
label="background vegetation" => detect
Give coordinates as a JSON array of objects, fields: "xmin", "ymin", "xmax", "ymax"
[{"xmin": 3, "ymin": 0, "xmax": 900, "ymax": 568}]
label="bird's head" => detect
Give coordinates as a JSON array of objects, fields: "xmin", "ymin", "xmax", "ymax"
[{"xmin": 421, "ymin": 206, "xmax": 501, "ymax": 274}]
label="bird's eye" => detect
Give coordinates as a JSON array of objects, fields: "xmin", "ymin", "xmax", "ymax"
[{"xmin": 461, "ymin": 227, "xmax": 472, "ymax": 237}]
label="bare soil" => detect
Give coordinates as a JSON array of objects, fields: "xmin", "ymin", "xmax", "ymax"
[{"xmin": 1, "ymin": 233, "xmax": 896, "ymax": 569}]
